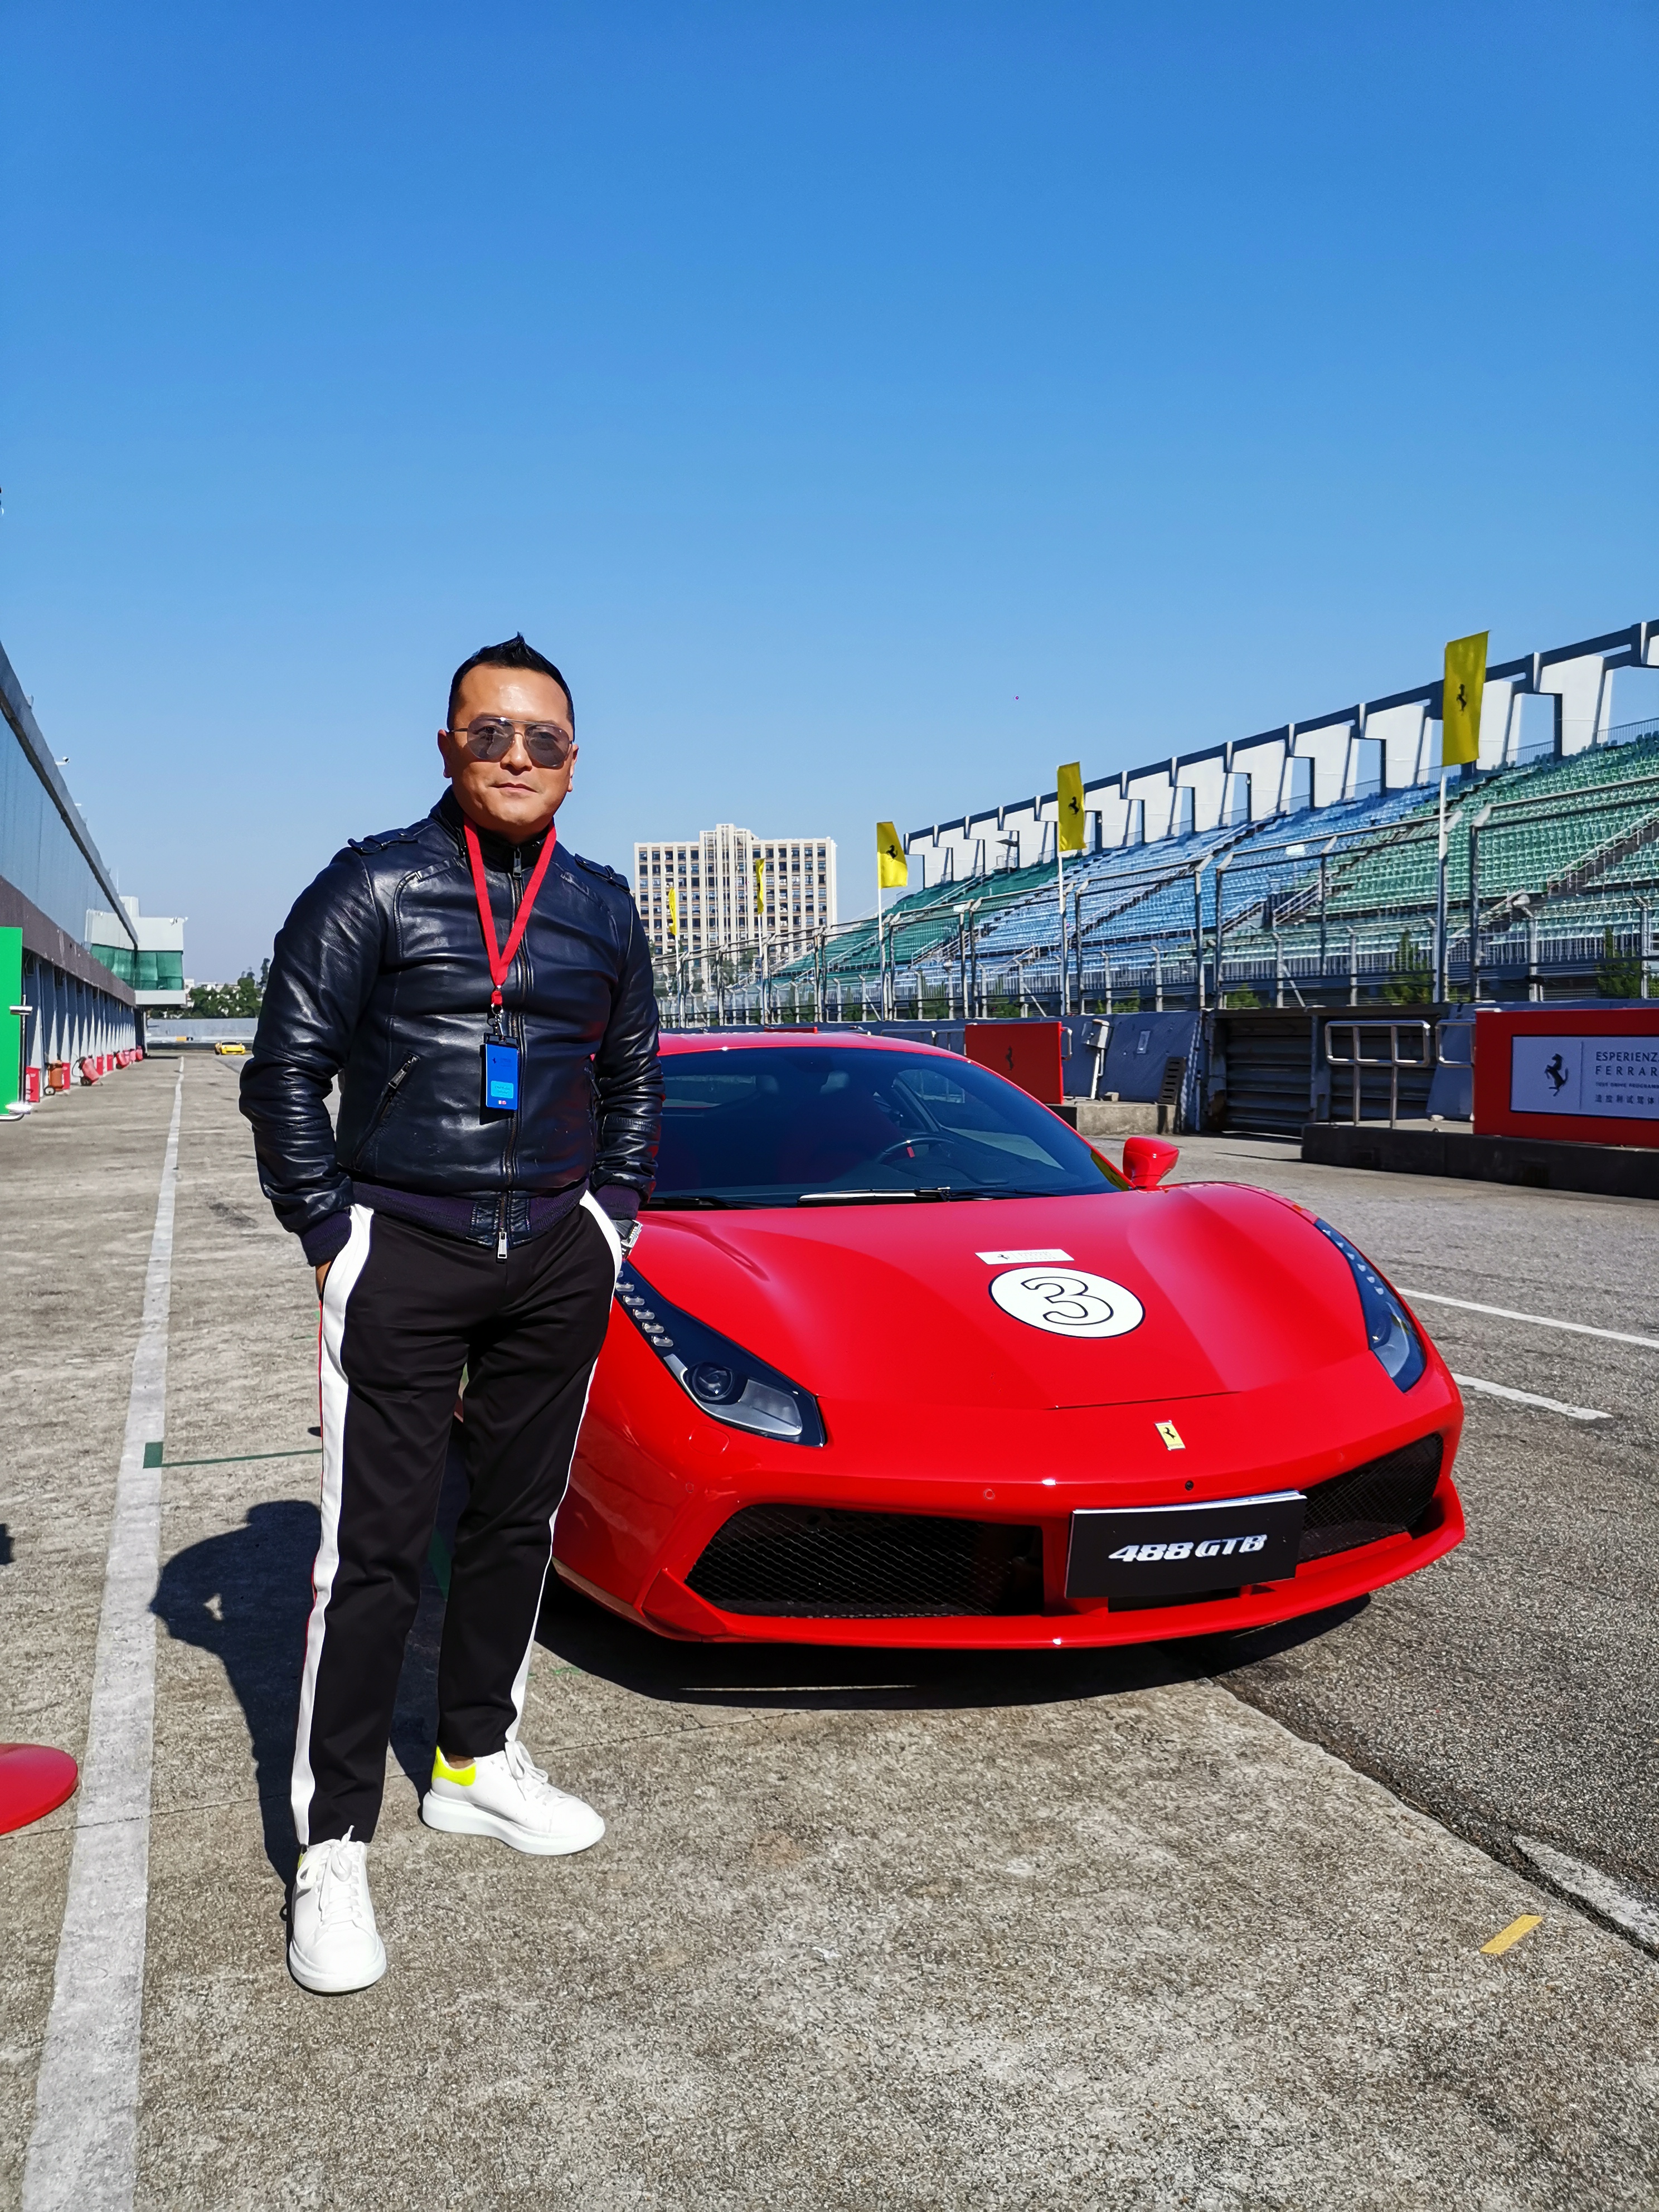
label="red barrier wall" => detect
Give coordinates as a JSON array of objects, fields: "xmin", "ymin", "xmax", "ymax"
[{"xmin": 963, "ymin": 1021, "xmax": 1065, "ymax": 1104}]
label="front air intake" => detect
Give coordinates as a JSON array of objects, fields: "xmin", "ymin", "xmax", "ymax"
[
  {"xmin": 686, "ymin": 1505, "xmax": 1045, "ymax": 1618},
  {"xmin": 1298, "ymin": 1433, "xmax": 1444, "ymax": 1562}
]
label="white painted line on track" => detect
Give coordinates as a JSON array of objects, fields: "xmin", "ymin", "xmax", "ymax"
[
  {"xmin": 23, "ymin": 1066, "xmax": 182, "ymax": 2212},
  {"xmin": 1452, "ymin": 1373, "xmax": 1610, "ymax": 1422},
  {"xmin": 1400, "ymin": 1288, "xmax": 1659, "ymax": 1352},
  {"xmin": 1516, "ymin": 1836, "xmax": 1659, "ymax": 1954}
]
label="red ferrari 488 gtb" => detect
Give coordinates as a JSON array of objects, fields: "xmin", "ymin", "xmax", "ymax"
[{"xmin": 554, "ymin": 1032, "xmax": 1463, "ymax": 1647}]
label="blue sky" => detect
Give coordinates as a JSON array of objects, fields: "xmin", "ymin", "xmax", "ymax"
[{"xmin": 3, "ymin": 3, "xmax": 1656, "ymax": 976}]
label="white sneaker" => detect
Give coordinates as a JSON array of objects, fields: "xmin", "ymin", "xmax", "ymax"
[
  {"xmin": 421, "ymin": 1739, "xmax": 605, "ymax": 1856},
  {"xmin": 287, "ymin": 1830, "xmax": 387, "ymax": 1994}
]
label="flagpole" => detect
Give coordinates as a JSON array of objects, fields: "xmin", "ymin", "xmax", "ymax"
[
  {"xmin": 1056, "ymin": 833, "xmax": 1066, "ymax": 1018},
  {"xmin": 875, "ymin": 821, "xmax": 886, "ymax": 1021},
  {"xmin": 1435, "ymin": 768, "xmax": 1449, "ymax": 1003}
]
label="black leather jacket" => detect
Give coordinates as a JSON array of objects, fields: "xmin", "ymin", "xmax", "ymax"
[{"xmin": 241, "ymin": 790, "xmax": 662, "ymax": 1249}]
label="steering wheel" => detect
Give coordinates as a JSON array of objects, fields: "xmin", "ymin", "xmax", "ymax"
[{"xmin": 874, "ymin": 1134, "xmax": 954, "ymax": 1165}]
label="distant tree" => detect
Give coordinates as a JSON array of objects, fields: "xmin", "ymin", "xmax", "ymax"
[
  {"xmin": 1223, "ymin": 986, "xmax": 1262, "ymax": 1008},
  {"xmin": 1384, "ymin": 933, "xmax": 1433, "ymax": 1004},
  {"xmin": 1597, "ymin": 929, "xmax": 1641, "ymax": 997},
  {"xmin": 187, "ymin": 965, "xmax": 265, "ymax": 1018}
]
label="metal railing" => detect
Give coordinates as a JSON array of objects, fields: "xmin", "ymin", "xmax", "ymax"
[
  {"xmin": 1433, "ymin": 1017, "xmax": 1473, "ymax": 1070},
  {"xmin": 1323, "ymin": 1020, "xmax": 1433, "ymax": 1128}
]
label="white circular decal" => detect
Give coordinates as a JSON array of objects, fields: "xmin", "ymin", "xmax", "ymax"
[{"xmin": 988, "ymin": 1266, "xmax": 1145, "ymax": 1340}]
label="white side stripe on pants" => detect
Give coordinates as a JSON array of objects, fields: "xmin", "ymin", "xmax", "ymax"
[
  {"xmin": 501, "ymin": 1193, "xmax": 622, "ymax": 1744},
  {"xmin": 292, "ymin": 1204, "xmax": 376, "ymax": 1849}
]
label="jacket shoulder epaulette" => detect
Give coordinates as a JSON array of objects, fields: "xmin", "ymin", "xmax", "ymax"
[
  {"xmin": 346, "ymin": 820, "xmax": 427, "ymax": 857},
  {"xmin": 572, "ymin": 851, "xmax": 632, "ymax": 891}
]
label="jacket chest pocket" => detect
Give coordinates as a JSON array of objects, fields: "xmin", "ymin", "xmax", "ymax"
[{"xmin": 350, "ymin": 1055, "xmax": 419, "ymax": 1166}]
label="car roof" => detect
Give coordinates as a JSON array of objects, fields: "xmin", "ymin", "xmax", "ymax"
[{"xmin": 659, "ymin": 1030, "xmax": 957, "ymax": 1058}]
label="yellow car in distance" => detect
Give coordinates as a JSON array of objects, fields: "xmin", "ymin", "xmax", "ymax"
[{"xmin": 214, "ymin": 1041, "xmax": 250, "ymax": 1057}]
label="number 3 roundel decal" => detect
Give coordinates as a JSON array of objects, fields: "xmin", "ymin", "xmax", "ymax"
[{"xmin": 988, "ymin": 1267, "xmax": 1144, "ymax": 1340}]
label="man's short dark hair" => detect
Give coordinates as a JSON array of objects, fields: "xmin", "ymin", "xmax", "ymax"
[{"xmin": 447, "ymin": 634, "xmax": 574, "ymax": 732}]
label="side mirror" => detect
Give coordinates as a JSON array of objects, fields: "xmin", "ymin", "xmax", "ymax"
[{"xmin": 1122, "ymin": 1136, "xmax": 1179, "ymax": 1190}]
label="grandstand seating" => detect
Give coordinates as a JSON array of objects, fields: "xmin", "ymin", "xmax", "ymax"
[
  {"xmin": 758, "ymin": 722, "xmax": 1659, "ymax": 1008},
  {"xmin": 1316, "ymin": 734, "xmax": 1659, "ymax": 919}
]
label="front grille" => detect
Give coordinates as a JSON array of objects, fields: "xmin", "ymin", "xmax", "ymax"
[
  {"xmin": 1298, "ymin": 1433, "xmax": 1444, "ymax": 1562},
  {"xmin": 686, "ymin": 1505, "xmax": 1045, "ymax": 1618}
]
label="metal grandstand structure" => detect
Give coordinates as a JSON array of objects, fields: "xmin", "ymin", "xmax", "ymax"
[{"xmin": 653, "ymin": 621, "xmax": 1659, "ymax": 1027}]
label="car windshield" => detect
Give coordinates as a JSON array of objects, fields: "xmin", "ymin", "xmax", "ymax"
[{"xmin": 647, "ymin": 1046, "xmax": 1122, "ymax": 1207}]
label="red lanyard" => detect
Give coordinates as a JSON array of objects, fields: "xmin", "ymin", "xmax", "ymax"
[{"xmin": 464, "ymin": 819, "xmax": 558, "ymax": 1008}]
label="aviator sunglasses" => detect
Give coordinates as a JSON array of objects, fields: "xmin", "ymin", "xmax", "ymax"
[{"xmin": 451, "ymin": 715, "xmax": 575, "ymax": 769}]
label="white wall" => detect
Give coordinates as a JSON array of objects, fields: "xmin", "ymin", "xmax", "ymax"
[
  {"xmin": 1476, "ymin": 680, "xmax": 1518, "ymax": 771},
  {"xmin": 1508, "ymin": 692, "xmax": 1556, "ymax": 765},
  {"xmin": 1345, "ymin": 734, "xmax": 1382, "ymax": 801},
  {"xmin": 1125, "ymin": 765, "xmax": 1177, "ymax": 840},
  {"xmin": 1600, "ymin": 664, "xmax": 1659, "ymax": 739},
  {"xmin": 1175, "ymin": 754, "xmax": 1226, "ymax": 832},
  {"xmin": 1293, "ymin": 722, "xmax": 1353, "ymax": 807},
  {"xmin": 1279, "ymin": 755, "xmax": 1314, "ymax": 812},
  {"xmin": 1232, "ymin": 735, "xmax": 1288, "ymax": 817},
  {"xmin": 1366, "ymin": 701, "xmax": 1428, "ymax": 789},
  {"xmin": 1540, "ymin": 652, "xmax": 1608, "ymax": 756},
  {"xmin": 1088, "ymin": 785, "xmax": 1132, "ymax": 846}
]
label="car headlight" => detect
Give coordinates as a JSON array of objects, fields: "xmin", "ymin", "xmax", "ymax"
[
  {"xmin": 614, "ymin": 1263, "xmax": 826, "ymax": 1445},
  {"xmin": 1314, "ymin": 1220, "xmax": 1427, "ymax": 1393}
]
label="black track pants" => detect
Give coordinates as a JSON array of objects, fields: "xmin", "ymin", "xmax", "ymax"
[{"xmin": 293, "ymin": 1195, "xmax": 619, "ymax": 1847}]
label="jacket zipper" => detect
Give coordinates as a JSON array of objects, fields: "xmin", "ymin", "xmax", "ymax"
[
  {"xmin": 353, "ymin": 1055, "xmax": 419, "ymax": 1167},
  {"xmin": 497, "ymin": 843, "xmax": 526, "ymax": 1260}
]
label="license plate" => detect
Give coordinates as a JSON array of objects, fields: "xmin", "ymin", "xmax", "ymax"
[{"xmin": 1066, "ymin": 1491, "xmax": 1306, "ymax": 1601}]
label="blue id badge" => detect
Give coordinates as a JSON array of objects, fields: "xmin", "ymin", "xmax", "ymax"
[{"xmin": 483, "ymin": 1040, "xmax": 521, "ymax": 1114}]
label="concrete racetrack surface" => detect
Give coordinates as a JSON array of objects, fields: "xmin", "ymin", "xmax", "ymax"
[{"xmin": 1, "ymin": 1059, "xmax": 1655, "ymax": 2210}]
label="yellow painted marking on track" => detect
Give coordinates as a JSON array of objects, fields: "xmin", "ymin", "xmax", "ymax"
[{"xmin": 1482, "ymin": 1914, "xmax": 1542, "ymax": 1956}]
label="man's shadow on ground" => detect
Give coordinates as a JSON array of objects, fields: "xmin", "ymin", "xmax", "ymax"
[
  {"xmin": 152, "ymin": 1427, "xmax": 1364, "ymax": 1879},
  {"xmin": 150, "ymin": 1447, "xmax": 465, "ymax": 1880}
]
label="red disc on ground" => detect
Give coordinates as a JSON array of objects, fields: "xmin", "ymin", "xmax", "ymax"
[{"xmin": 0, "ymin": 1745, "xmax": 79, "ymax": 1834}]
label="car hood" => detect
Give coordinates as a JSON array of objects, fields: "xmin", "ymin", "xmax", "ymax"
[{"xmin": 632, "ymin": 1184, "xmax": 1366, "ymax": 1410}]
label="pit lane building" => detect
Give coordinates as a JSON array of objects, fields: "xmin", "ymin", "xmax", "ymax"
[{"xmin": 0, "ymin": 636, "xmax": 183, "ymax": 1108}]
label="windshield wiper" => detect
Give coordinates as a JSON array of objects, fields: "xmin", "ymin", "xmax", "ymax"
[
  {"xmin": 798, "ymin": 1183, "xmax": 1104, "ymax": 1206},
  {"xmin": 650, "ymin": 1185, "xmax": 1096, "ymax": 1212},
  {"xmin": 952, "ymin": 1184, "xmax": 1092, "ymax": 1199},
  {"xmin": 796, "ymin": 1188, "xmax": 953, "ymax": 1206}
]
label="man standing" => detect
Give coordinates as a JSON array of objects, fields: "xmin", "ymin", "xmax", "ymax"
[{"xmin": 242, "ymin": 634, "xmax": 661, "ymax": 1994}]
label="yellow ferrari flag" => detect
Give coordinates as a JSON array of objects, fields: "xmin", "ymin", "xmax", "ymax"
[
  {"xmin": 1056, "ymin": 761, "xmax": 1086, "ymax": 852},
  {"xmin": 1442, "ymin": 632, "xmax": 1488, "ymax": 767},
  {"xmin": 876, "ymin": 821, "xmax": 908, "ymax": 890},
  {"xmin": 754, "ymin": 853, "xmax": 766, "ymax": 915},
  {"xmin": 666, "ymin": 884, "xmax": 678, "ymax": 939}
]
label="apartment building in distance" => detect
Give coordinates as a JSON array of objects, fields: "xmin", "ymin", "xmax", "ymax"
[{"xmin": 633, "ymin": 824, "xmax": 837, "ymax": 960}]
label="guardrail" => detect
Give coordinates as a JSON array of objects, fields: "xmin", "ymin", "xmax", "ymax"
[
  {"xmin": 1434, "ymin": 1018, "xmax": 1474, "ymax": 1070},
  {"xmin": 1324, "ymin": 1020, "xmax": 1433, "ymax": 1128}
]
